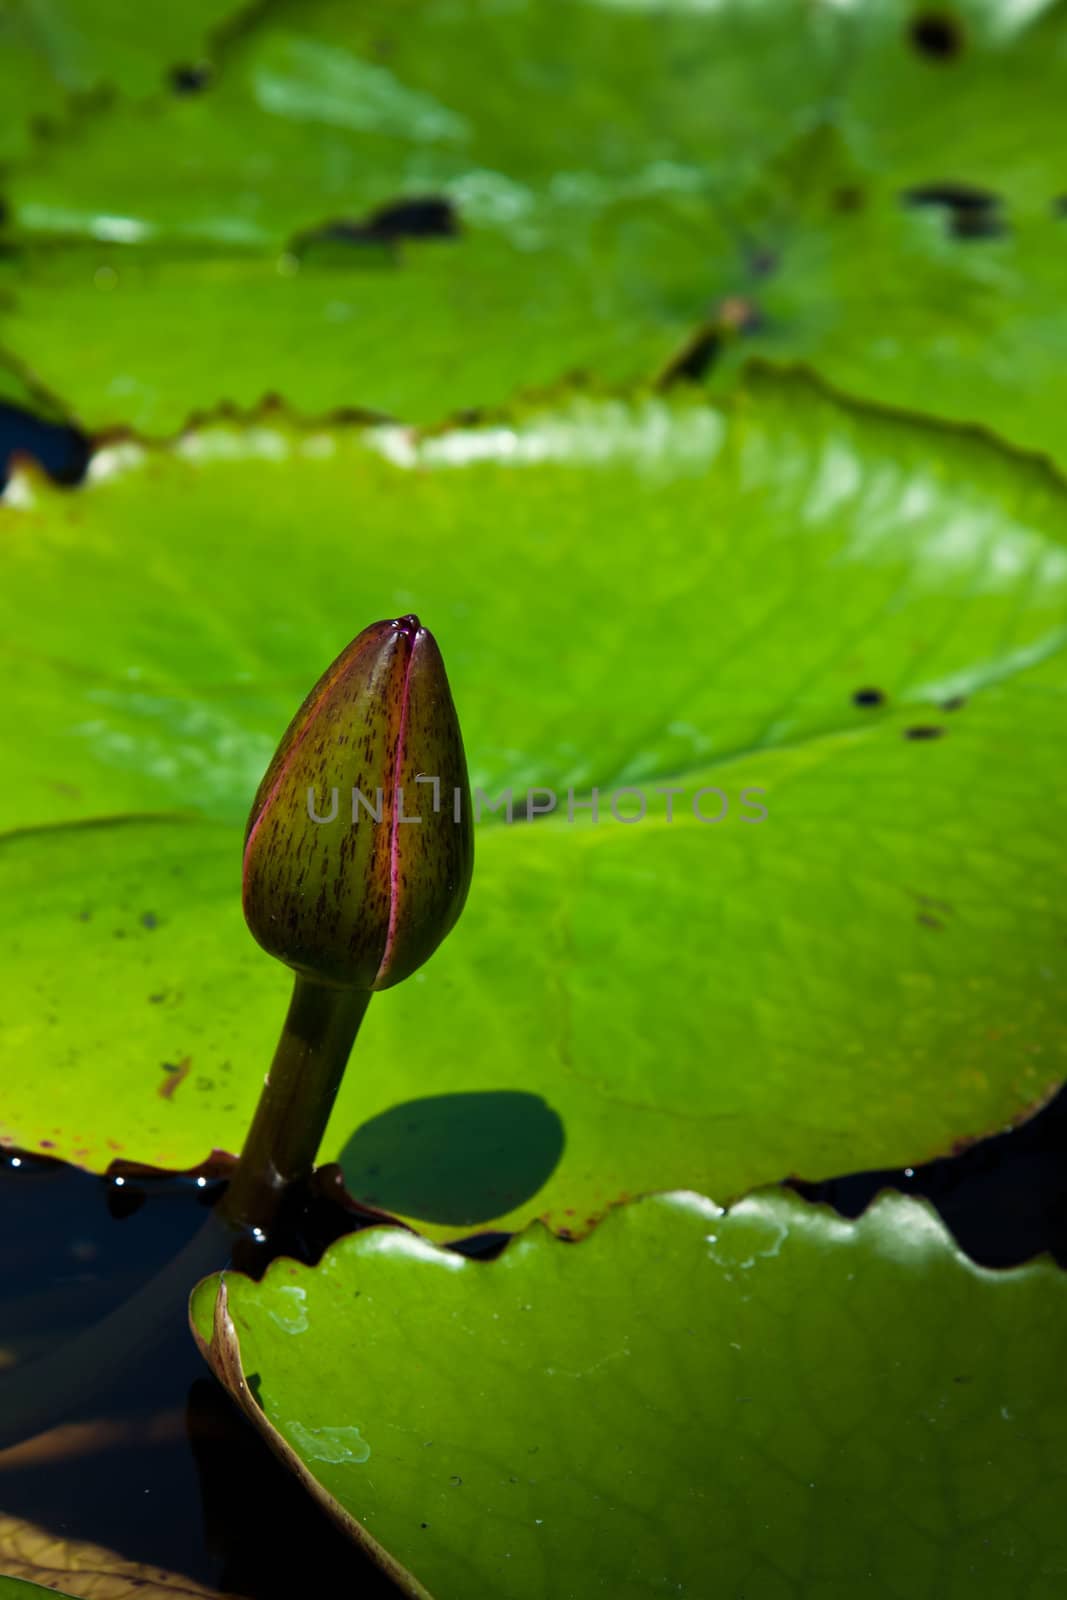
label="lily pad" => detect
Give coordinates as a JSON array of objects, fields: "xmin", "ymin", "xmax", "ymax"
[
  {"xmin": 836, "ymin": 0, "xmax": 1067, "ymax": 208},
  {"xmin": 190, "ymin": 1187, "xmax": 1067, "ymax": 1598},
  {"xmin": 9, "ymin": 0, "xmax": 1063, "ymax": 246},
  {"xmin": 693, "ymin": 128, "xmax": 1067, "ymax": 470},
  {"xmin": 0, "ymin": 0, "xmax": 830, "ymax": 427},
  {"xmin": 0, "ymin": 227, "xmax": 710, "ymax": 435},
  {"xmin": 0, "ymin": 0, "xmax": 250, "ymax": 164},
  {"xmin": 0, "ymin": 1510, "xmax": 233, "ymax": 1597},
  {"xmin": 3, "ymin": 0, "xmax": 837, "ymax": 245},
  {"xmin": 0, "ymin": 373, "xmax": 1064, "ymax": 1236},
  {"xmin": 3, "ymin": 0, "xmax": 1067, "ymax": 436}
]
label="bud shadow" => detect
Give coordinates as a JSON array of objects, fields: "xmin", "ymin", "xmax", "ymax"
[{"xmin": 337, "ymin": 1092, "xmax": 565, "ymax": 1227}]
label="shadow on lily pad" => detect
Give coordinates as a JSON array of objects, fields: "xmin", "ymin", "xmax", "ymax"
[{"xmin": 338, "ymin": 1091, "xmax": 565, "ymax": 1226}]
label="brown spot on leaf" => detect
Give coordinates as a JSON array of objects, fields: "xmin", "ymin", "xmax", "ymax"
[
  {"xmin": 718, "ymin": 296, "xmax": 760, "ymax": 332},
  {"xmin": 158, "ymin": 1056, "xmax": 192, "ymax": 1100},
  {"xmin": 914, "ymin": 891, "xmax": 952, "ymax": 913},
  {"xmin": 832, "ymin": 185, "xmax": 866, "ymax": 214}
]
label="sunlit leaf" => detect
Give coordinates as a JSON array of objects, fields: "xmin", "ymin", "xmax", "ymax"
[
  {"xmin": 694, "ymin": 128, "xmax": 1067, "ymax": 469},
  {"xmin": 0, "ymin": 0, "xmax": 249, "ymax": 163},
  {"xmin": 0, "ymin": 231, "xmax": 706, "ymax": 434},
  {"xmin": 3, "ymin": 0, "xmax": 1067, "ymax": 438},
  {"xmin": 190, "ymin": 1188, "xmax": 1067, "ymax": 1598},
  {"xmin": 4, "ymin": 0, "xmax": 836, "ymax": 245},
  {"xmin": 0, "ymin": 374, "xmax": 1063, "ymax": 1235}
]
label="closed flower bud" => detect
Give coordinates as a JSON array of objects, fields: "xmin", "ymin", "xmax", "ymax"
[{"xmin": 242, "ymin": 615, "xmax": 473, "ymax": 991}]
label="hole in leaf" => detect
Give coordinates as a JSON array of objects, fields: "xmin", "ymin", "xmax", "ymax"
[
  {"xmin": 909, "ymin": 11, "xmax": 965, "ymax": 59},
  {"xmin": 904, "ymin": 182, "xmax": 997, "ymax": 213},
  {"xmin": 169, "ymin": 62, "xmax": 213, "ymax": 94},
  {"xmin": 293, "ymin": 196, "xmax": 459, "ymax": 259},
  {"xmin": 903, "ymin": 183, "xmax": 1006, "ymax": 240}
]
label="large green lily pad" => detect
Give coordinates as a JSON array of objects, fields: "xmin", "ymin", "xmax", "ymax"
[
  {"xmin": 190, "ymin": 1187, "xmax": 1067, "ymax": 1598},
  {"xmin": 0, "ymin": 225, "xmax": 711, "ymax": 434},
  {"xmin": 0, "ymin": 0, "xmax": 249, "ymax": 164},
  {"xmin": 3, "ymin": 0, "xmax": 836, "ymax": 244},
  {"xmin": 0, "ymin": 0, "xmax": 833, "ymax": 427},
  {"xmin": 0, "ymin": 373, "xmax": 1064, "ymax": 1236},
  {"xmin": 692, "ymin": 129, "xmax": 1067, "ymax": 470},
  {"xmin": 3, "ymin": 0, "xmax": 1067, "ymax": 440},
  {"xmin": 10, "ymin": 0, "xmax": 1063, "ymax": 246}
]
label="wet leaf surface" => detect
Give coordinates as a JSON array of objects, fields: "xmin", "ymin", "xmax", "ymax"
[
  {"xmin": 190, "ymin": 1188, "xmax": 1067, "ymax": 1599},
  {"xmin": 1, "ymin": 374, "xmax": 1064, "ymax": 1235}
]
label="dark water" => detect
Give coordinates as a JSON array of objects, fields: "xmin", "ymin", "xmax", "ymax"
[
  {"xmin": 0, "ymin": 401, "xmax": 90, "ymax": 490},
  {"xmin": 788, "ymin": 1079, "xmax": 1067, "ymax": 1270},
  {"xmin": 0, "ymin": 1152, "xmax": 400, "ymax": 1597}
]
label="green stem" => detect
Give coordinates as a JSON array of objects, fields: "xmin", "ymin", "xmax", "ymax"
[
  {"xmin": 0, "ymin": 979, "xmax": 368, "ymax": 1448},
  {"xmin": 222, "ymin": 974, "xmax": 371, "ymax": 1234}
]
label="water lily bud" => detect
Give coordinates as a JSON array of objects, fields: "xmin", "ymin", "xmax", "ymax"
[{"xmin": 243, "ymin": 615, "xmax": 473, "ymax": 991}]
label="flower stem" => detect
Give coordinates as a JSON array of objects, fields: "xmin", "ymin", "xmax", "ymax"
[{"xmin": 222, "ymin": 975, "xmax": 371, "ymax": 1235}]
